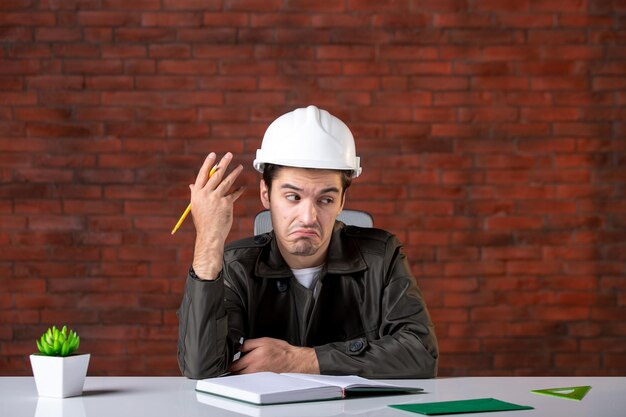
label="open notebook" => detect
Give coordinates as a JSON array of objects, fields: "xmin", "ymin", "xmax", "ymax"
[{"xmin": 195, "ymin": 372, "xmax": 422, "ymax": 405}]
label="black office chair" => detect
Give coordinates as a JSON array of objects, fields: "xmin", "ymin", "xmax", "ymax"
[{"xmin": 253, "ymin": 209, "xmax": 373, "ymax": 235}]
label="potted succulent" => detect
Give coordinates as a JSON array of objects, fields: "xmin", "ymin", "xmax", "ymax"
[{"xmin": 30, "ymin": 325, "xmax": 90, "ymax": 398}]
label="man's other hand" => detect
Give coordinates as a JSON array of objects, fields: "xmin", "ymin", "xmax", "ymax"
[{"xmin": 228, "ymin": 337, "xmax": 320, "ymax": 375}]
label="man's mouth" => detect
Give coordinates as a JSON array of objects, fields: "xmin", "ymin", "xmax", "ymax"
[{"xmin": 291, "ymin": 228, "xmax": 320, "ymax": 238}]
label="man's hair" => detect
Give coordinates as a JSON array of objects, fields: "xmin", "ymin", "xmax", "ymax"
[{"xmin": 262, "ymin": 164, "xmax": 353, "ymax": 198}]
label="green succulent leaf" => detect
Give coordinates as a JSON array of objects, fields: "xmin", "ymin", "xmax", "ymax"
[
  {"xmin": 35, "ymin": 325, "xmax": 82, "ymax": 356},
  {"xmin": 61, "ymin": 340, "xmax": 69, "ymax": 356}
]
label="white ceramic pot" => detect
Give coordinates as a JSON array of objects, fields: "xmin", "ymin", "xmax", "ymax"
[{"xmin": 30, "ymin": 353, "xmax": 90, "ymax": 398}]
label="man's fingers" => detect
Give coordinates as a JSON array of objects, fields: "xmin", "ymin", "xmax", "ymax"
[
  {"xmin": 214, "ymin": 163, "xmax": 243, "ymax": 195},
  {"xmin": 229, "ymin": 186, "xmax": 246, "ymax": 203},
  {"xmin": 194, "ymin": 152, "xmax": 216, "ymax": 189},
  {"xmin": 229, "ymin": 359, "xmax": 245, "ymax": 373},
  {"xmin": 206, "ymin": 152, "xmax": 234, "ymax": 189},
  {"xmin": 239, "ymin": 337, "xmax": 270, "ymax": 352}
]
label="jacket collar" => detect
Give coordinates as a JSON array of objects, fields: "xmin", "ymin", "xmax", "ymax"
[{"xmin": 255, "ymin": 221, "xmax": 368, "ymax": 279}]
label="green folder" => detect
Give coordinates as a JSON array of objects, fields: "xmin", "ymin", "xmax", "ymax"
[{"xmin": 390, "ymin": 398, "xmax": 534, "ymax": 415}]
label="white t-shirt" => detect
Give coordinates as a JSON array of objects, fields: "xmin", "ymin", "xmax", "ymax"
[{"xmin": 291, "ymin": 264, "xmax": 324, "ymax": 299}]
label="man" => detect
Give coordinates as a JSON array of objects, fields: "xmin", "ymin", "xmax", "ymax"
[{"xmin": 177, "ymin": 105, "xmax": 438, "ymax": 379}]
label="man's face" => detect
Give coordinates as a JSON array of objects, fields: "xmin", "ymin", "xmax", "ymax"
[{"xmin": 260, "ymin": 167, "xmax": 345, "ymax": 269}]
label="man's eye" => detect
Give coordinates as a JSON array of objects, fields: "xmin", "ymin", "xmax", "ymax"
[
  {"xmin": 319, "ymin": 198, "xmax": 334, "ymax": 204},
  {"xmin": 286, "ymin": 194, "xmax": 300, "ymax": 201}
]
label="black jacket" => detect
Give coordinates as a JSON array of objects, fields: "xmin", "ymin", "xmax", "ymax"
[{"xmin": 177, "ymin": 222, "xmax": 438, "ymax": 379}]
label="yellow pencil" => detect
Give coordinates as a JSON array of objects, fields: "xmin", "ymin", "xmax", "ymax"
[{"xmin": 171, "ymin": 164, "xmax": 218, "ymax": 235}]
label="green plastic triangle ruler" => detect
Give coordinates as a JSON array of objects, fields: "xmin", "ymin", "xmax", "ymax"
[{"xmin": 531, "ymin": 386, "xmax": 591, "ymax": 401}]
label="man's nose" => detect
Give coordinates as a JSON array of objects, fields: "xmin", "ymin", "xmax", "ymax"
[{"xmin": 299, "ymin": 200, "xmax": 317, "ymax": 226}]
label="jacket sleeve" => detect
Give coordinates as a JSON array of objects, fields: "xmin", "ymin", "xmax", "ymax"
[
  {"xmin": 314, "ymin": 237, "xmax": 439, "ymax": 379},
  {"xmin": 176, "ymin": 270, "xmax": 232, "ymax": 379}
]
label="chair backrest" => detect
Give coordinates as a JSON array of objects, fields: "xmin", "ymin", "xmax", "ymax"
[{"xmin": 253, "ymin": 209, "xmax": 373, "ymax": 235}]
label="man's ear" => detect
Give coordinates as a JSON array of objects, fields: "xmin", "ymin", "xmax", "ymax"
[{"xmin": 260, "ymin": 179, "xmax": 270, "ymax": 209}]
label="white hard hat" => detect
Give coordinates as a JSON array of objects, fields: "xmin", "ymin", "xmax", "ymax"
[{"xmin": 253, "ymin": 105, "xmax": 362, "ymax": 178}]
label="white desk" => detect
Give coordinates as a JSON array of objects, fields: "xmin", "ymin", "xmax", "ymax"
[{"xmin": 1, "ymin": 376, "xmax": 624, "ymax": 417}]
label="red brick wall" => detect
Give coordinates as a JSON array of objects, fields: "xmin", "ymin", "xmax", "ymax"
[{"xmin": 1, "ymin": 1, "xmax": 625, "ymax": 376}]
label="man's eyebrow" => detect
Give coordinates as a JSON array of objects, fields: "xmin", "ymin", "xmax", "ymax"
[
  {"xmin": 320, "ymin": 187, "xmax": 340, "ymax": 194},
  {"xmin": 280, "ymin": 184, "xmax": 340, "ymax": 194},
  {"xmin": 280, "ymin": 183, "xmax": 303, "ymax": 192}
]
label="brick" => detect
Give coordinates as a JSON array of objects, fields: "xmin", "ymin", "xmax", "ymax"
[
  {"xmin": 223, "ymin": 0, "xmax": 283, "ymax": 11},
  {"xmin": 158, "ymin": 60, "xmax": 217, "ymax": 75},
  {"xmin": 522, "ymin": 107, "xmax": 580, "ymax": 121},
  {"xmin": 330, "ymin": 29, "xmax": 391, "ymax": 44},
  {"xmin": 101, "ymin": 45, "xmax": 147, "ymax": 59},
  {"xmin": 148, "ymin": 44, "xmax": 191, "ymax": 59},
  {"xmin": 472, "ymin": 0, "xmax": 530, "ymax": 11},
  {"xmin": 250, "ymin": 13, "xmax": 310, "ymax": 28},
  {"xmin": 459, "ymin": 107, "xmax": 518, "ymax": 122},
  {"xmin": 409, "ymin": 76, "xmax": 469, "ymax": 90},
  {"xmin": 0, "ymin": 0, "xmax": 35, "ymax": 9},
  {"xmin": 208, "ymin": 75, "xmax": 257, "ymax": 91},
  {"xmin": 556, "ymin": 354, "xmax": 600, "ymax": 369},
  {"xmin": 35, "ymin": 27, "xmax": 82, "ymax": 42},
  {"xmin": 0, "ymin": 12, "xmax": 55, "ymax": 26},
  {"xmin": 593, "ymin": 76, "xmax": 626, "ymax": 90},
  {"xmin": 0, "ymin": 76, "xmax": 22, "ymax": 90},
  {"xmin": 559, "ymin": 15, "xmax": 614, "ymax": 27},
  {"xmin": 487, "ymin": 216, "xmax": 544, "ymax": 230},
  {"xmin": 494, "ymin": 123, "xmax": 551, "ymax": 137},
  {"xmin": 137, "ymin": 76, "xmax": 196, "ymax": 91},
  {"xmin": 429, "ymin": 308, "xmax": 469, "ymax": 322},
  {"xmin": 115, "ymin": 28, "xmax": 175, "ymax": 42},
  {"xmin": 123, "ymin": 59, "xmax": 156, "ymax": 74},
  {"xmin": 530, "ymin": 0, "xmax": 587, "ymax": 12},
  {"xmin": 6, "ymin": 44, "xmax": 51, "ymax": 59},
  {"xmin": 141, "ymin": 12, "xmax": 201, "ymax": 27},
  {"xmin": 445, "ymin": 261, "xmax": 504, "ymax": 276},
  {"xmin": 78, "ymin": 11, "xmax": 141, "ymax": 26},
  {"xmin": 437, "ymin": 247, "xmax": 480, "ymax": 261},
  {"xmin": 318, "ymin": 77, "xmax": 379, "ymax": 91},
  {"xmin": 494, "ymin": 353, "xmax": 551, "ymax": 369},
  {"xmin": 471, "ymin": 306, "xmax": 531, "ymax": 321},
  {"xmin": 84, "ymin": 28, "xmax": 113, "ymax": 42},
  {"xmin": 310, "ymin": 14, "xmax": 369, "ymax": 28},
  {"xmin": 434, "ymin": 91, "xmax": 494, "ymax": 105},
  {"xmin": 518, "ymin": 61, "xmax": 589, "ymax": 76},
  {"xmin": 397, "ymin": 62, "xmax": 452, "ymax": 75},
  {"xmin": 528, "ymin": 29, "xmax": 587, "ymax": 44},
  {"xmin": 531, "ymin": 76, "xmax": 589, "ymax": 90},
  {"xmin": 483, "ymin": 46, "xmax": 540, "ymax": 61},
  {"xmin": 497, "ymin": 14, "xmax": 555, "ymax": 28},
  {"xmin": 0, "ymin": 92, "xmax": 37, "ymax": 106},
  {"xmin": 64, "ymin": 59, "xmax": 123, "ymax": 75},
  {"xmin": 372, "ymin": 13, "xmax": 431, "ymax": 28},
  {"xmin": 316, "ymin": 45, "xmax": 374, "ymax": 60},
  {"xmin": 449, "ymin": 30, "xmax": 522, "ymax": 44},
  {"xmin": 26, "ymin": 123, "xmax": 101, "ymax": 138},
  {"xmin": 542, "ymin": 46, "xmax": 604, "ymax": 60},
  {"xmin": 86, "ymin": 76, "xmax": 134, "ymax": 90},
  {"xmin": 74, "ymin": 107, "xmax": 134, "ymax": 122},
  {"xmin": 101, "ymin": 0, "xmax": 160, "ymax": 9},
  {"xmin": 160, "ymin": 0, "xmax": 219, "ymax": 9},
  {"xmin": 38, "ymin": 91, "xmax": 100, "ymax": 105},
  {"xmin": 434, "ymin": 13, "xmax": 492, "ymax": 28},
  {"xmin": 472, "ymin": 76, "xmax": 529, "ymax": 90},
  {"xmin": 347, "ymin": 0, "xmax": 410, "ymax": 11},
  {"xmin": 482, "ymin": 246, "xmax": 542, "ymax": 260}
]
